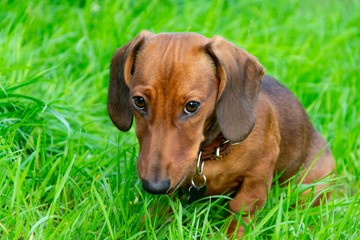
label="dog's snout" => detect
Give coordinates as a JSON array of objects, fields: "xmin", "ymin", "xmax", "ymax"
[{"xmin": 142, "ymin": 179, "xmax": 170, "ymax": 194}]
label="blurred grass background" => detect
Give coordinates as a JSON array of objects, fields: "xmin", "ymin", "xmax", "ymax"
[{"xmin": 0, "ymin": 0, "xmax": 359, "ymax": 239}]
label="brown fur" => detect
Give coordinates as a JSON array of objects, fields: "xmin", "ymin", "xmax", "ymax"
[{"xmin": 108, "ymin": 31, "xmax": 335, "ymax": 237}]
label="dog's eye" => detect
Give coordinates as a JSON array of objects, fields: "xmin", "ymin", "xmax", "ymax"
[
  {"xmin": 184, "ymin": 101, "xmax": 200, "ymax": 115},
  {"xmin": 132, "ymin": 96, "xmax": 147, "ymax": 112}
]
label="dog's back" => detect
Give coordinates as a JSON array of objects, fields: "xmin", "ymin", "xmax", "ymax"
[{"xmin": 261, "ymin": 76, "xmax": 334, "ymax": 183}]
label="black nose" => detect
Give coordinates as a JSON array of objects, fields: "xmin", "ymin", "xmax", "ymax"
[{"xmin": 142, "ymin": 179, "xmax": 170, "ymax": 194}]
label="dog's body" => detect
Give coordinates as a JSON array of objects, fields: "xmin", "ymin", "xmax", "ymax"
[{"xmin": 108, "ymin": 31, "xmax": 335, "ymax": 236}]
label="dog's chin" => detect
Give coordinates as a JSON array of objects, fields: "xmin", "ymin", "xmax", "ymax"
[{"xmin": 166, "ymin": 176, "xmax": 186, "ymax": 195}]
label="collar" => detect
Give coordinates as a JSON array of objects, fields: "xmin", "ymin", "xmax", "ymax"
[
  {"xmin": 199, "ymin": 122, "xmax": 255, "ymax": 161},
  {"xmin": 187, "ymin": 134, "xmax": 241, "ymax": 203},
  {"xmin": 199, "ymin": 134, "xmax": 239, "ymax": 161},
  {"xmin": 187, "ymin": 134, "xmax": 243, "ymax": 203}
]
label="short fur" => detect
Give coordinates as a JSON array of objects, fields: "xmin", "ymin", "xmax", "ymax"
[{"xmin": 108, "ymin": 31, "xmax": 335, "ymax": 237}]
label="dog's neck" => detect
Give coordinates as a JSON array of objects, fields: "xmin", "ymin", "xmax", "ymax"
[
  {"xmin": 200, "ymin": 134, "xmax": 233, "ymax": 161},
  {"xmin": 202, "ymin": 112, "xmax": 221, "ymax": 145},
  {"xmin": 201, "ymin": 112, "xmax": 250, "ymax": 161},
  {"xmin": 201, "ymin": 113, "xmax": 232, "ymax": 161}
]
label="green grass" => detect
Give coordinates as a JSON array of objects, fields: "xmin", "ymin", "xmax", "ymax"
[{"xmin": 0, "ymin": 0, "xmax": 359, "ymax": 239}]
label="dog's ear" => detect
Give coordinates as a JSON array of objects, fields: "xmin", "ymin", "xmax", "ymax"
[
  {"xmin": 108, "ymin": 30, "xmax": 152, "ymax": 131},
  {"xmin": 206, "ymin": 36, "xmax": 264, "ymax": 142}
]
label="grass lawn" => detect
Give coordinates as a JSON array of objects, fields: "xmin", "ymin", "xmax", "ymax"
[{"xmin": 1, "ymin": 0, "xmax": 359, "ymax": 239}]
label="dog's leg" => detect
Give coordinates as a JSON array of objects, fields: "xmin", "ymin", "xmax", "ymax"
[{"xmin": 227, "ymin": 170, "xmax": 274, "ymax": 237}]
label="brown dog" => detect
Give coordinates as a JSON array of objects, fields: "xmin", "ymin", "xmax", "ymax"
[{"xmin": 108, "ymin": 31, "xmax": 335, "ymax": 236}]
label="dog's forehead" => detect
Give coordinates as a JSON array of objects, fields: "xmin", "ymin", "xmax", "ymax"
[
  {"xmin": 135, "ymin": 33, "xmax": 215, "ymax": 83},
  {"xmin": 138, "ymin": 33, "xmax": 211, "ymax": 66},
  {"xmin": 131, "ymin": 33, "xmax": 216, "ymax": 94}
]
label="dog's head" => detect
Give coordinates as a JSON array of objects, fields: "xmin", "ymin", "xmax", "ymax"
[{"xmin": 108, "ymin": 31, "xmax": 264, "ymax": 194}]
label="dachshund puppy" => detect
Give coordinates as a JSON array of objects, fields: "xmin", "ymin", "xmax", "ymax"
[{"xmin": 108, "ymin": 31, "xmax": 335, "ymax": 237}]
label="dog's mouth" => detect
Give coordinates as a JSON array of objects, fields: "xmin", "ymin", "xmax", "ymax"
[{"xmin": 166, "ymin": 176, "xmax": 186, "ymax": 194}]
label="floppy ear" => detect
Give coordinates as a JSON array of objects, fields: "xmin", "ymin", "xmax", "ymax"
[
  {"xmin": 108, "ymin": 31, "xmax": 152, "ymax": 131},
  {"xmin": 206, "ymin": 36, "xmax": 265, "ymax": 142}
]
